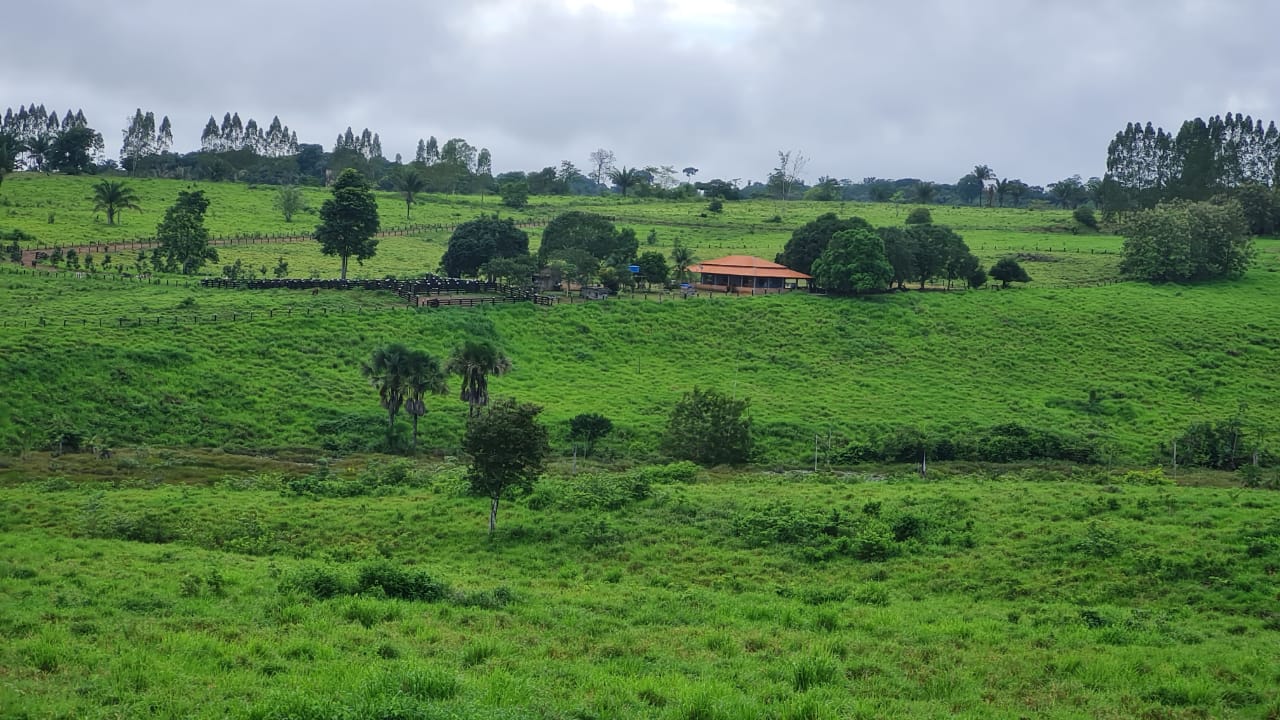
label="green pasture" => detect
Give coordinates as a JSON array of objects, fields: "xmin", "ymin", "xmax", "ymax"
[
  {"xmin": 1, "ymin": 464, "xmax": 1277, "ymax": 719},
  {"xmin": 2, "ymin": 250, "xmax": 1277, "ymax": 463}
]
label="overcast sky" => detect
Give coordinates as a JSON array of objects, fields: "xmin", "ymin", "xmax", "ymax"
[{"xmin": 3, "ymin": 0, "xmax": 1277, "ymax": 187}]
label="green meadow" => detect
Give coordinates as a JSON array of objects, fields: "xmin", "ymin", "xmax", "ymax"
[
  {"xmin": 2, "ymin": 174, "xmax": 1279, "ymax": 719},
  {"xmin": 2, "ymin": 460, "xmax": 1279, "ymax": 719}
]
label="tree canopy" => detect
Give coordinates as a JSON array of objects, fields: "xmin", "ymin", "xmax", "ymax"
[
  {"xmin": 155, "ymin": 190, "xmax": 216, "ymax": 274},
  {"xmin": 538, "ymin": 211, "xmax": 637, "ymax": 264},
  {"xmin": 989, "ymin": 257, "xmax": 1032, "ymax": 288},
  {"xmin": 441, "ymin": 215, "xmax": 530, "ymax": 278},
  {"xmin": 315, "ymin": 168, "xmax": 380, "ymax": 280},
  {"xmin": 811, "ymin": 227, "xmax": 893, "ymax": 295},
  {"xmin": 1119, "ymin": 200, "xmax": 1252, "ymax": 282},
  {"xmin": 775, "ymin": 213, "xmax": 875, "ymax": 276}
]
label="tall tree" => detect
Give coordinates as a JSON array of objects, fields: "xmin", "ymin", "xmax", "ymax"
[
  {"xmin": 362, "ymin": 343, "xmax": 414, "ymax": 437},
  {"xmin": 315, "ymin": 168, "xmax": 380, "ymax": 280},
  {"xmin": 448, "ymin": 340, "xmax": 512, "ymax": 416},
  {"xmin": 463, "ymin": 398, "xmax": 549, "ymax": 535},
  {"xmin": 390, "ymin": 166, "xmax": 427, "ymax": 220},
  {"xmin": 972, "ymin": 164, "xmax": 996, "ymax": 207},
  {"xmin": 588, "ymin": 148, "xmax": 615, "ymax": 194},
  {"xmin": 913, "ymin": 181, "xmax": 937, "ymax": 204},
  {"xmin": 155, "ymin": 190, "xmax": 216, "ymax": 274},
  {"xmin": 767, "ymin": 150, "xmax": 808, "ymax": 200},
  {"xmin": 404, "ymin": 350, "xmax": 448, "ymax": 453},
  {"xmin": 538, "ymin": 211, "xmax": 637, "ymax": 264},
  {"xmin": 90, "ymin": 179, "xmax": 141, "ymax": 225}
]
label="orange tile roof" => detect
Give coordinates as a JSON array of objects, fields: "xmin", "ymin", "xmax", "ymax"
[{"xmin": 689, "ymin": 255, "xmax": 812, "ymax": 280}]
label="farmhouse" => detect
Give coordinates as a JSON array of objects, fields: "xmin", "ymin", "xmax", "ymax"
[{"xmin": 689, "ymin": 255, "xmax": 811, "ymax": 294}]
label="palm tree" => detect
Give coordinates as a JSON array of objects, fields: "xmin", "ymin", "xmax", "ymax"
[
  {"xmin": 972, "ymin": 165, "xmax": 996, "ymax": 207},
  {"xmin": 607, "ymin": 166, "xmax": 645, "ymax": 197},
  {"xmin": 91, "ymin": 180, "xmax": 142, "ymax": 225},
  {"xmin": 362, "ymin": 343, "xmax": 415, "ymax": 436},
  {"xmin": 447, "ymin": 340, "xmax": 511, "ymax": 416},
  {"xmin": 390, "ymin": 166, "xmax": 428, "ymax": 220},
  {"xmin": 670, "ymin": 243, "xmax": 696, "ymax": 284},
  {"xmin": 403, "ymin": 350, "xmax": 448, "ymax": 452},
  {"xmin": 23, "ymin": 134, "xmax": 52, "ymax": 172}
]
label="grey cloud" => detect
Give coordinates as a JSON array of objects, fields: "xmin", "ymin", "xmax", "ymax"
[{"xmin": 2, "ymin": 0, "xmax": 1277, "ymax": 186}]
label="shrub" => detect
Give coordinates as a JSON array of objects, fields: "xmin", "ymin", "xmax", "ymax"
[
  {"xmin": 1073, "ymin": 206, "xmax": 1099, "ymax": 230},
  {"xmin": 662, "ymin": 387, "xmax": 752, "ymax": 466},
  {"xmin": 280, "ymin": 564, "xmax": 352, "ymax": 600},
  {"xmin": 631, "ymin": 461, "xmax": 701, "ymax": 484},
  {"xmin": 707, "ymin": 198, "xmax": 724, "ymax": 213},
  {"xmin": 905, "ymin": 207, "xmax": 932, "ymax": 225},
  {"xmin": 356, "ymin": 561, "xmax": 448, "ymax": 602}
]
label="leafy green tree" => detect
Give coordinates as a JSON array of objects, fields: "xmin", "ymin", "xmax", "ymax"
[
  {"xmin": 155, "ymin": 190, "xmax": 216, "ymax": 274},
  {"xmin": 905, "ymin": 207, "xmax": 932, "ymax": 225},
  {"xmin": 607, "ymin": 166, "xmax": 645, "ymax": 197},
  {"xmin": 811, "ymin": 228, "xmax": 892, "ymax": 295},
  {"xmin": 904, "ymin": 223, "xmax": 962, "ymax": 289},
  {"xmin": 1004, "ymin": 179, "xmax": 1029, "ymax": 207},
  {"xmin": 442, "ymin": 215, "xmax": 530, "ymax": 278},
  {"xmin": 404, "ymin": 350, "xmax": 447, "ymax": 453},
  {"xmin": 1230, "ymin": 182, "xmax": 1279, "ymax": 236},
  {"xmin": 362, "ymin": 343, "xmax": 414, "ymax": 437},
  {"xmin": 391, "ymin": 166, "xmax": 428, "ymax": 219},
  {"xmin": 463, "ymin": 398, "xmax": 549, "ymax": 535},
  {"xmin": 551, "ymin": 248, "xmax": 600, "ymax": 291},
  {"xmin": 315, "ymin": 168, "xmax": 380, "ymax": 280},
  {"xmin": 47, "ymin": 125, "xmax": 104, "ymax": 174},
  {"xmin": 569, "ymin": 413, "xmax": 613, "ymax": 456},
  {"xmin": 499, "ymin": 180, "xmax": 529, "ymax": 209},
  {"xmin": 805, "ymin": 176, "xmax": 841, "ymax": 201},
  {"xmin": 90, "ymin": 180, "xmax": 141, "ymax": 225},
  {"xmin": 966, "ymin": 265, "xmax": 988, "ymax": 289},
  {"xmin": 955, "ymin": 174, "xmax": 983, "ymax": 206},
  {"xmin": 636, "ymin": 251, "xmax": 669, "ymax": 288},
  {"xmin": 274, "ymin": 185, "xmax": 304, "ymax": 223},
  {"xmin": 538, "ymin": 211, "xmax": 637, "ymax": 263},
  {"xmin": 775, "ymin": 212, "xmax": 874, "ymax": 276},
  {"xmin": 448, "ymin": 341, "xmax": 512, "ymax": 416},
  {"xmin": 662, "ymin": 387, "xmax": 752, "ymax": 466},
  {"xmin": 1119, "ymin": 200, "xmax": 1252, "ymax": 281},
  {"xmin": 989, "ymin": 257, "xmax": 1032, "ymax": 288},
  {"xmin": 1073, "ymin": 206, "xmax": 1099, "ymax": 231}
]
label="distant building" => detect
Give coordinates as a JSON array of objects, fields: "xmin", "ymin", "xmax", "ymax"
[{"xmin": 688, "ymin": 255, "xmax": 811, "ymax": 294}]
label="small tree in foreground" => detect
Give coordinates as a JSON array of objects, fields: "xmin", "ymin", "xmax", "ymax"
[
  {"xmin": 463, "ymin": 398, "xmax": 550, "ymax": 535},
  {"xmin": 989, "ymin": 257, "xmax": 1031, "ymax": 288},
  {"xmin": 662, "ymin": 387, "xmax": 752, "ymax": 466},
  {"xmin": 569, "ymin": 413, "xmax": 613, "ymax": 456},
  {"xmin": 155, "ymin": 190, "xmax": 216, "ymax": 274}
]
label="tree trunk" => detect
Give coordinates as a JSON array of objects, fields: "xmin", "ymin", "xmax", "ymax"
[
  {"xmin": 488, "ymin": 496, "xmax": 499, "ymax": 536},
  {"xmin": 340, "ymin": 255, "xmax": 349, "ymax": 280},
  {"xmin": 411, "ymin": 415, "xmax": 419, "ymax": 453}
]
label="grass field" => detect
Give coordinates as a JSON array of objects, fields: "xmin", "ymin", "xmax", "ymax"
[
  {"xmin": 1, "ymin": 459, "xmax": 1278, "ymax": 719},
  {"xmin": 2, "ymin": 176, "xmax": 1280, "ymax": 719}
]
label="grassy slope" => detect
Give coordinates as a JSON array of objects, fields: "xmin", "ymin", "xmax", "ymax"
[
  {"xmin": 1, "ymin": 259, "xmax": 1278, "ymax": 463},
  {"xmin": 1, "ymin": 174, "xmax": 1278, "ymax": 463},
  {"xmin": 1, "ymin": 466, "xmax": 1277, "ymax": 719}
]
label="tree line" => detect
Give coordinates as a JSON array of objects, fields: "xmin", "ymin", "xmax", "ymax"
[{"xmin": 0, "ymin": 103, "xmax": 105, "ymax": 176}]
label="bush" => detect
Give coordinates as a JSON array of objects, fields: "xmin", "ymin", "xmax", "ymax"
[
  {"xmin": 356, "ymin": 562, "xmax": 449, "ymax": 602},
  {"xmin": 989, "ymin": 257, "xmax": 1031, "ymax": 287},
  {"xmin": 1073, "ymin": 206, "xmax": 1099, "ymax": 230},
  {"xmin": 661, "ymin": 387, "xmax": 752, "ymax": 466},
  {"xmin": 280, "ymin": 564, "xmax": 353, "ymax": 600},
  {"xmin": 905, "ymin": 207, "xmax": 932, "ymax": 225},
  {"xmin": 707, "ymin": 198, "xmax": 724, "ymax": 213}
]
